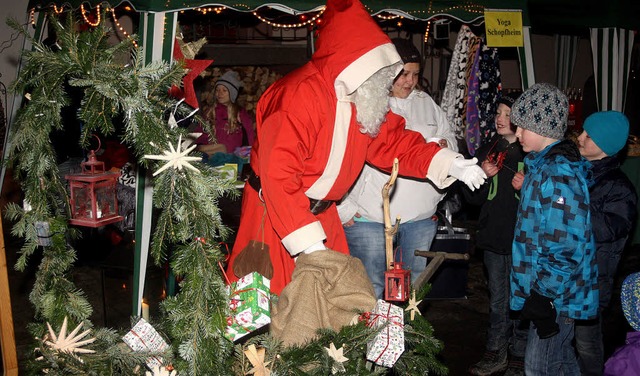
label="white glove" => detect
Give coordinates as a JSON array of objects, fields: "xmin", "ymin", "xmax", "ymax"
[
  {"xmin": 448, "ymin": 157, "xmax": 487, "ymax": 191},
  {"xmin": 303, "ymin": 241, "xmax": 326, "ymax": 254}
]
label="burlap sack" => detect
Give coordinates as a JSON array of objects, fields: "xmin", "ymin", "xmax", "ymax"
[{"xmin": 270, "ymin": 250, "xmax": 377, "ymax": 346}]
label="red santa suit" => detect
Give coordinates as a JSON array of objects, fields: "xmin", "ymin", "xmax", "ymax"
[{"xmin": 226, "ymin": 0, "xmax": 461, "ymax": 295}]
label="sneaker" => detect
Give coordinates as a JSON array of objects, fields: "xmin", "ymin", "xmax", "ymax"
[
  {"xmin": 468, "ymin": 349, "xmax": 508, "ymax": 376},
  {"xmin": 503, "ymin": 356, "xmax": 525, "ymax": 376}
]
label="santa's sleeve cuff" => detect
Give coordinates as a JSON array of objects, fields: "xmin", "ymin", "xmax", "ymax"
[
  {"xmin": 282, "ymin": 221, "xmax": 327, "ymax": 256},
  {"xmin": 426, "ymin": 148, "xmax": 459, "ymax": 189}
]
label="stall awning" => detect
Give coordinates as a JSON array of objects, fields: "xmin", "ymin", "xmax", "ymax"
[{"xmin": 26, "ymin": 0, "xmax": 524, "ymax": 22}]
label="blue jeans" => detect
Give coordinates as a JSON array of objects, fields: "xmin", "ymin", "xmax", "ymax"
[
  {"xmin": 525, "ymin": 315, "xmax": 580, "ymax": 376},
  {"xmin": 344, "ymin": 218, "xmax": 438, "ymax": 299},
  {"xmin": 574, "ymin": 317, "xmax": 603, "ymax": 376},
  {"xmin": 484, "ymin": 250, "xmax": 528, "ymax": 357}
]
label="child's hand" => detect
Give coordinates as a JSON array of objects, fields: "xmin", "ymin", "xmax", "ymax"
[
  {"xmin": 343, "ymin": 212, "xmax": 361, "ymax": 227},
  {"xmin": 512, "ymin": 171, "xmax": 525, "ymax": 190},
  {"xmin": 481, "ymin": 160, "xmax": 500, "ymax": 178}
]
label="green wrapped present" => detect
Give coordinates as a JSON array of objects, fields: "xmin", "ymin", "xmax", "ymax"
[{"xmin": 225, "ymin": 272, "xmax": 271, "ymax": 341}]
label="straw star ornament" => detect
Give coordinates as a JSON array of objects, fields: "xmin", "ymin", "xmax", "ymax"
[
  {"xmin": 144, "ymin": 135, "xmax": 201, "ymax": 176},
  {"xmin": 244, "ymin": 344, "xmax": 271, "ymax": 376},
  {"xmin": 405, "ymin": 290, "xmax": 422, "ymax": 321},
  {"xmin": 324, "ymin": 342, "xmax": 348, "ymax": 374},
  {"xmin": 39, "ymin": 317, "xmax": 96, "ymax": 360}
]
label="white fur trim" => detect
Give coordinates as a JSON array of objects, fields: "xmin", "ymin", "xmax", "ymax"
[
  {"xmin": 305, "ymin": 43, "xmax": 402, "ymax": 199},
  {"xmin": 336, "ymin": 43, "xmax": 402, "ymax": 97},
  {"xmin": 427, "ymin": 148, "xmax": 460, "ymax": 189},
  {"xmin": 282, "ymin": 221, "xmax": 326, "ymax": 256},
  {"xmin": 305, "ymin": 100, "xmax": 351, "ymax": 199}
]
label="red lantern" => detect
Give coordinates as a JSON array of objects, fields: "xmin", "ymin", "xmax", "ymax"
[
  {"xmin": 65, "ymin": 144, "xmax": 123, "ymax": 228},
  {"xmin": 384, "ymin": 261, "xmax": 410, "ymax": 302}
]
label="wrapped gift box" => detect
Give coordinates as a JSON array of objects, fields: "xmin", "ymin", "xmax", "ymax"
[
  {"xmin": 122, "ymin": 318, "xmax": 169, "ymax": 369},
  {"xmin": 225, "ymin": 272, "xmax": 271, "ymax": 342},
  {"xmin": 366, "ymin": 299, "xmax": 405, "ymax": 367}
]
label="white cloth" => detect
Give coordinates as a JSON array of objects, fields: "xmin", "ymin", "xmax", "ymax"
[
  {"xmin": 448, "ymin": 157, "xmax": 485, "ymax": 190},
  {"xmin": 338, "ymin": 90, "xmax": 458, "ymax": 224},
  {"xmin": 303, "ymin": 240, "xmax": 326, "ymax": 254}
]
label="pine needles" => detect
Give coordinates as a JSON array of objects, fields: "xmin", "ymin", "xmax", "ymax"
[{"xmin": 7, "ymin": 11, "xmax": 447, "ymax": 376}]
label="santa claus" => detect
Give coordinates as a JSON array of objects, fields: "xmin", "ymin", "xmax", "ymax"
[{"xmin": 226, "ymin": 0, "xmax": 484, "ymax": 297}]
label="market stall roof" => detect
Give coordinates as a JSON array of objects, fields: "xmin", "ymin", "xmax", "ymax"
[
  {"xmin": 26, "ymin": 0, "xmax": 639, "ymax": 31},
  {"xmin": 26, "ymin": 0, "xmax": 524, "ymax": 23}
]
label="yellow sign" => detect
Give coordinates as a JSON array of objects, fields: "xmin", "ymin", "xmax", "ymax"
[{"xmin": 484, "ymin": 10, "xmax": 523, "ymax": 47}]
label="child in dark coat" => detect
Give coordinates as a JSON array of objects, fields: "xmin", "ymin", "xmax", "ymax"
[
  {"xmin": 574, "ymin": 111, "xmax": 638, "ymax": 376},
  {"xmin": 467, "ymin": 91, "xmax": 528, "ymax": 376}
]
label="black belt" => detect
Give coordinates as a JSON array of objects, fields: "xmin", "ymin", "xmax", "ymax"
[{"xmin": 247, "ymin": 170, "xmax": 334, "ymax": 215}]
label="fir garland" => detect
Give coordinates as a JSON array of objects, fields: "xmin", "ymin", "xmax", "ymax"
[{"xmin": 7, "ymin": 10, "xmax": 447, "ymax": 375}]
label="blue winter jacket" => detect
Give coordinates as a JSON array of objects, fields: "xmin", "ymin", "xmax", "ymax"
[{"xmin": 510, "ymin": 140, "xmax": 599, "ymax": 320}]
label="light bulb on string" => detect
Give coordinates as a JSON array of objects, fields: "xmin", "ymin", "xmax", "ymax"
[
  {"xmin": 111, "ymin": 7, "xmax": 138, "ymax": 48},
  {"xmin": 253, "ymin": 6, "xmax": 325, "ymax": 29},
  {"xmin": 424, "ymin": 20, "xmax": 431, "ymax": 43},
  {"xmin": 81, "ymin": 4, "xmax": 101, "ymax": 27}
]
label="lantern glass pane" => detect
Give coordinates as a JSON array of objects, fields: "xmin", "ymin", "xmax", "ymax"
[
  {"xmin": 95, "ymin": 184, "xmax": 117, "ymax": 218},
  {"xmin": 71, "ymin": 182, "xmax": 92, "ymax": 219}
]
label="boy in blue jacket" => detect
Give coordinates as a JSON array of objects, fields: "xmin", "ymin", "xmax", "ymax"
[
  {"xmin": 509, "ymin": 83, "xmax": 598, "ymax": 376},
  {"xmin": 574, "ymin": 111, "xmax": 638, "ymax": 376}
]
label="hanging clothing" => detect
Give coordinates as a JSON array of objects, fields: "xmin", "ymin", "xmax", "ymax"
[
  {"xmin": 465, "ymin": 41, "xmax": 482, "ymax": 155},
  {"xmin": 441, "ymin": 25, "xmax": 474, "ymax": 141},
  {"xmin": 477, "ymin": 40, "xmax": 502, "ymax": 147}
]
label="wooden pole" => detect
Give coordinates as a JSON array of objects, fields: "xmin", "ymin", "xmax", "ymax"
[
  {"xmin": 382, "ymin": 158, "xmax": 400, "ymax": 271},
  {"xmin": 0, "ymin": 217, "xmax": 18, "ymax": 376},
  {"xmin": 413, "ymin": 250, "xmax": 470, "ymax": 291}
]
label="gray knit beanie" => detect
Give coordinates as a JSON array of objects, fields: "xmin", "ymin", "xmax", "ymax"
[
  {"xmin": 511, "ymin": 83, "xmax": 568, "ymax": 140},
  {"xmin": 215, "ymin": 70, "xmax": 242, "ymax": 103}
]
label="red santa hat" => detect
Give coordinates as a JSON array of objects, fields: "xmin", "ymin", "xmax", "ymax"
[{"xmin": 313, "ymin": 0, "xmax": 401, "ymax": 96}]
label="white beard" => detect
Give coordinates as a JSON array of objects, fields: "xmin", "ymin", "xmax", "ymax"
[{"xmin": 353, "ymin": 65, "xmax": 397, "ymax": 137}]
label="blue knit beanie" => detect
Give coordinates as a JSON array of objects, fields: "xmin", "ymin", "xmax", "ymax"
[
  {"xmin": 621, "ymin": 271, "xmax": 640, "ymax": 331},
  {"xmin": 511, "ymin": 83, "xmax": 568, "ymax": 140},
  {"xmin": 582, "ymin": 111, "xmax": 629, "ymax": 156}
]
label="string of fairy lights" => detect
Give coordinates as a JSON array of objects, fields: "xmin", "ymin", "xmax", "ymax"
[
  {"xmin": 193, "ymin": 6, "xmax": 226, "ymax": 15},
  {"xmin": 30, "ymin": 3, "xmax": 139, "ymax": 48},
  {"xmin": 253, "ymin": 7, "xmax": 325, "ymax": 29},
  {"xmin": 424, "ymin": 0, "xmax": 434, "ymax": 42},
  {"xmin": 80, "ymin": 4, "xmax": 101, "ymax": 27},
  {"xmin": 29, "ymin": 2, "xmax": 486, "ymax": 45}
]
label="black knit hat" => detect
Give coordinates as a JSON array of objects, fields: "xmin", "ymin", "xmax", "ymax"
[
  {"xmin": 391, "ymin": 38, "xmax": 421, "ymax": 64},
  {"xmin": 497, "ymin": 91, "xmax": 521, "ymax": 109}
]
